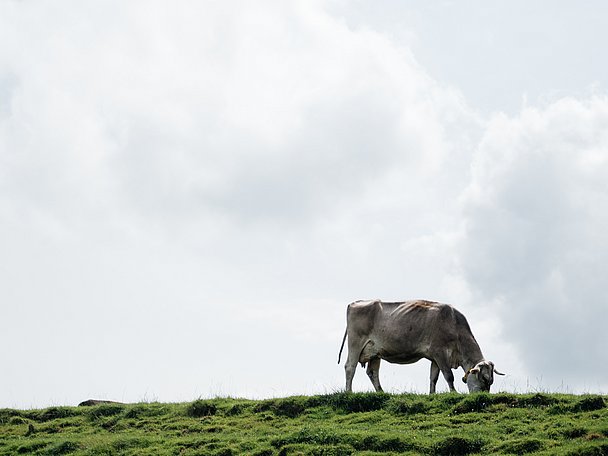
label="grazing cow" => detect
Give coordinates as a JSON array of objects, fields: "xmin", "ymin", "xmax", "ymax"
[{"xmin": 338, "ymin": 300, "xmax": 504, "ymax": 393}]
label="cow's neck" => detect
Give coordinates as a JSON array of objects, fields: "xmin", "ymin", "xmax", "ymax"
[{"xmin": 459, "ymin": 336, "xmax": 485, "ymax": 372}]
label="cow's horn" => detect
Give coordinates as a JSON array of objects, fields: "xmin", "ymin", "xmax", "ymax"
[{"xmin": 493, "ymin": 367, "xmax": 506, "ymax": 376}]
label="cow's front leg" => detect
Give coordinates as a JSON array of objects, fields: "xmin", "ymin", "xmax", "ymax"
[
  {"xmin": 441, "ymin": 367, "xmax": 456, "ymax": 392},
  {"xmin": 366, "ymin": 358, "xmax": 383, "ymax": 392},
  {"xmin": 429, "ymin": 360, "xmax": 440, "ymax": 394}
]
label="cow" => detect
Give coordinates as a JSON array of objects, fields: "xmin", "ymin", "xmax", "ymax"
[{"xmin": 338, "ymin": 300, "xmax": 504, "ymax": 393}]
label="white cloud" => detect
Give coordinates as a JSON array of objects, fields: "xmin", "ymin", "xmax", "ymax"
[
  {"xmin": 0, "ymin": 1, "xmax": 480, "ymax": 406},
  {"xmin": 459, "ymin": 96, "xmax": 608, "ymax": 392},
  {"xmin": 1, "ymin": 1, "xmax": 606, "ymax": 407}
]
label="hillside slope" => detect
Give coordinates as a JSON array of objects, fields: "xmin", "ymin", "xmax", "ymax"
[{"xmin": 0, "ymin": 392, "xmax": 606, "ymax": 455}]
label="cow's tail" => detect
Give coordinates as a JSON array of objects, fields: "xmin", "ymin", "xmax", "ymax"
[{"xmin": 338, "ymin": 328, "xmax": 348, "ymax": 364}]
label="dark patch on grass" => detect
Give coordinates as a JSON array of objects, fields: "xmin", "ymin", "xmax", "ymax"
[
  {"xmin": 253, "ymin": 401, "xmax": 272, "ymax": 413},
  {"xmin": 34, "ymin": 407, "xmax": 79, "ymax": 422},
  {"xmin": 278, "ymin": 443, "xmax": 354, "ymax": 455},
  {"xmin": 101, "ymin": 416, "xmax": 123, "ymax": 431},
  {"xmin": 586, "ymin": 433, "xmax": 605, "ymax": 441},
  {"xmin": 497, "ymin": 438, "xmax": 544, "ymax": 454},
  {"xmin": 566, "ymin": 442, "xmax": 608, "ymax": 456},
  {"xmin": 186, "ymin": 400, "xmax": 217, "ymax": 418},
  {"xmin": 25, "ymin": 423, "xmax": 36, "ymax": 436},
  {"xmin": 123, "ymin": 407, "xmax": 141, "ymax": 419},
  {"xmin": 8, "ymin": 416, "xmax": 28, "ymax": 425},
  {"xmin": 573, "ymin": 396, "xmax": 606, "ymax": 412},
  {"xmin": 431, "ymin": 436, "xmax": 484, "ymax": 455},
  {"xmin": 175, "ymin": 437, "xmax": 208, "ymax": 452},
  {"xmin": 211, "ymin": 448, "xmax": 236, "ymax": 456},
  {"xmin": 225, "ymin": 403, "xmax": 245, "ymax": 416},
  {"xmin": 452, "ymin": 392, "xmax": 562, "ymax": 414},
  {"xmin": 308, "ymin": 392, "xmax": 391, "ymax": 413},
  {"xmin": 491, "ymin": 393, "xmax": 520, "ymax": 407},
  {"xmin": 359, "ymin": 434, "xmax": 414, "ymax": 452},
  {"xmin": 520, "ymin": 393, "xmax": 557, "ymax": 408},
  {"xmin": 87, "ymin": 404, "xmax": 125, "ymax": 420},
  {"xmin": 16, "ymin": 440, "xmax": 50, "ymax": 454},
  {"xmin": 128, "ymin": 403, "xmax": 170, "ymax": 418},
  {"xmin": 388, "ymin": 397, "xmax": 429, "ymax": 415},
  {"xmin": 271, "ymin": 427, "xmax": 342, "ymax": 448},
  {"xmin": 563, "ymin": 427, "xmax": 589, "ymax": 439},
  {"xmin": 274, "ymin": 399, "xmax": 306, "ymax": 418},
  {"xmin": 43, "ymin": 440, "xmax": 80, "ymax": 455},
  {"xmin": 0, "ymin": 409, "xmax": 24, "ymax": 424},
  {"xmin": 452, "ymin": 393, "xmax": 493, "ymax": 414},
  {"xmin": 272, "ymin": 427, "xmax": 417, "ymax": 453},
  {"xmin": 123, "ymin": 403, "xmax": 170, "ymax": 419},
  {"xmin": 112, "ymin": 437, "xmax": 151, "ymax": 451},
  {"xmin": 432, "ymin": 394, "xmax": 464, "ymax": 408},
  {"xmin": 255, "ymin": 398, "xmax": 307, "ymax": 418},
  {"xmin": 548, "ymin": 404, "xmax": 572, "ymax": 414}
]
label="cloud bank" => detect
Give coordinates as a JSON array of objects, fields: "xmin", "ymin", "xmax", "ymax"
[
  {"xmin": 460, "ymin": 97, "xmax": 608, "ymax": 391},
  {"xmin": 0, "ymin": 1, "xmax": 606, "ymax": 406}
]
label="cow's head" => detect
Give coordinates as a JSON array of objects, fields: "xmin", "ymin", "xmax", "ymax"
[{"xmin": 462, "ymin": 361, "xmax": 505, "ymax": 392}]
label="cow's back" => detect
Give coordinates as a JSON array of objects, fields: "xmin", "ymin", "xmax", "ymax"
[
  {"xmin": 381, "ymin": 300, "xmax": 451, "ymax": 328},
  {"xmin": 349, "ymin": 300, "xmax": 465, "ymax": 363}
]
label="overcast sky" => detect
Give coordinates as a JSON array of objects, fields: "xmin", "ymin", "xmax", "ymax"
[{"xmin": 1, "ymin": 1, "xmax": 607, "ymax": 409}]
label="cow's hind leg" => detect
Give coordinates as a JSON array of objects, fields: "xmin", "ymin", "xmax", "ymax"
[
  {"xmin": 429, "ymin": 360, "xmax": 440, "ymax": 394},
  {"xmin": 366, "ymin": 357, "xmax": 383, "ymax": 392},
  {"xmin": 345, "ymin": 360, "xmax": 357, "ymax": 393},
  {"xmin": 344, "ymin": 344, "xmax": 360, "ymax": 392}
]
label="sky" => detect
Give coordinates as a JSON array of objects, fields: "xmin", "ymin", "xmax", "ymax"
[{"xmin": 1, "ymin": 1, "xmax": 607, "ymax": 409}]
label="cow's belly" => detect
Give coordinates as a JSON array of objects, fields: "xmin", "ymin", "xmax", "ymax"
[
  {"xmin": 376, "ymin": 332, "xmax": 431, "ymax": 365},
  {"xmin": 358, "ymin": 338, "xmax": 425, "ymax": 365},
  {"xmin": 380, "ymin": 351, "xmax": 424, "ymax": 365}
]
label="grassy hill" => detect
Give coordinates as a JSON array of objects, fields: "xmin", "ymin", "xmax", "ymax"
[{"xmin": 0, "ymin": 392, "xmax": 606, "ymax": 455}]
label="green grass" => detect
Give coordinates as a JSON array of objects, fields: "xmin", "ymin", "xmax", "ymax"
[{"xmin": 0, "ymin": 393, "xmax": 606, "ymax": 455}]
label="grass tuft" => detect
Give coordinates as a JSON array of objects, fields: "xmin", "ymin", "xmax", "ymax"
[
  {"xmin": 496, "ymin": 438, "xmax": 544, "ymax": 454},
  {"xmin": 387, "ymin": 396, "xmax": 429, "ymax": 415},
  {"xmin": 520, "ymin": 392, "xmax": 558, "ymax": 408},
  {"xmin": 562, "ymin": 427, "xmax": 589, "ymax": 439},
  {"xmin": 185, "ymin": 399, "xmax": 217, "ymax": 418},
  {"xmin": 44, "ymin": 440, "xmax": 80, "ymax": 455},
  {"xmin": 254, "ymin": 397, "xmax": 308, "ymax": 418},
  {"xmin": 15, "ymin": 440, "xmax": 50, "ymax": 454},
  {"xmin": 431, "ymin": 436, "xmax": 484, "ymax": 455},
  {"xmin": 567, "ymin": 442, "xmax": 608, "ymax": 456},
  {"xmin": 573, "ymin": 396, "xmax": 606, "ymax": 412},
  {"xmin": 87, "ymin": 404, "xmax": 125, "ymax": 420},
  {"xmin": 0, "ymin": 409, "xmax": 24, "ymax": 425},
  {"xmin": 308, "ymin": 392, "xmax": 391, "ymax": 413},
  {"xmin": 34, "ymin": 407, "xmax": 78, "ymax": 422},
  {"xmin": 452, "ymin": 393, "xmax": 493, "ymax": 414}
]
